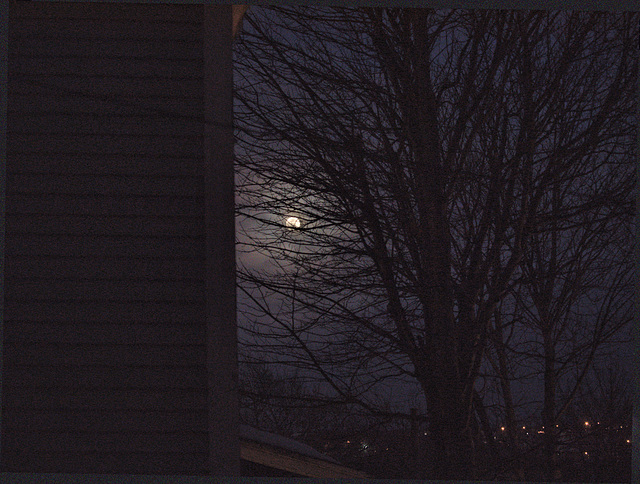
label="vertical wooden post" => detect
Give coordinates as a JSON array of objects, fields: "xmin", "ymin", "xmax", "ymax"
[
  {"xmin": 0, "ymin": 0, "xmax": 8, "ymax": 470},
  {"xmin": 203, "ymin": 4, "xmax": 239, "ymax": 476}
]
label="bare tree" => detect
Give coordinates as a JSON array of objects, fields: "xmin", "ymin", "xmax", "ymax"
[
  {"xmin": 234, "ymin": 7, "xmax": 636, "ymax": 480},
  {"xmin": 476, "ymin": 12, "xmax": 636, "ymax": 481},
  {"xmin": 239, "ymin": 361, "xmax": 312, "ymax": 438},
  {"xmin": 579, "ymin": 363, "xmax": 632, "ymax": 481}
]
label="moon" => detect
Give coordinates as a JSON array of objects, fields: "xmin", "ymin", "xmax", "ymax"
[{"xmin": 285, "ymin": 216, "xmax": 301, "ymax": 229}]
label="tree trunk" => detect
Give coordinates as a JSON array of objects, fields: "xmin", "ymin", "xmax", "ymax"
[
  {"xmin": 494, "ymin": 311, "xmax": 526, "ymax": 479},
  {"xmin": 406, "ymin": 9, "xmax": 475, "ymax": 479},
  {"xmin": 542, "ymin": 330, "xmax": 561, "ymax": 481},
  {"xmin": 417, "ymin": 354, "xmax": 474, "ymax": 479}
]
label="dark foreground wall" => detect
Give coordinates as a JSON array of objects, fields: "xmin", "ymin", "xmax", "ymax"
[{"xmin": 2, "ymin": 2, "xmax": 238, "ymax": 475}]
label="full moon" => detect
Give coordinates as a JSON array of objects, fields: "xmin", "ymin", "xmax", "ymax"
[{"xmin": 285, "ymin": 216, "xmax": 301, "ymax": 229}]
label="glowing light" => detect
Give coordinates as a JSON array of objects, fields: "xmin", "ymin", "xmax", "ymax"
[
  {"xmin": 627, "ymin": 440, "xmax": 631, "ymax": 444},
  {"xmin": 522, "ymin": 426, "xmax": 526, "ymax": 430},
  {"xmin": 500, "ymin": 427, "xmax": 505, "ymax": 431},
  {"xmin": 584, "ymin": 421, "xmax": 590, "ymax": 427},
  {"xmin": 285, "ymin": 216, "xmax": 301, "ymax": 229}
]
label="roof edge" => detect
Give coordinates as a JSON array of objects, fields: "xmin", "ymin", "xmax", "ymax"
[{"xmin": 240, "ymin": 440, "xmax": 370, "ymax": 479}]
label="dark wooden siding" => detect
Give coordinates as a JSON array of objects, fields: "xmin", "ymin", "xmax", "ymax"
[{"xmin": 3, "ymin": 2, "xmax": 212, "ymax": 475}]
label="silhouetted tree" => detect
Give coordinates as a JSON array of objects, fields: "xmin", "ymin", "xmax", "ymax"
[{"xmin": 234, "ymin": 7, "xmax": 636, "ymax": 479}]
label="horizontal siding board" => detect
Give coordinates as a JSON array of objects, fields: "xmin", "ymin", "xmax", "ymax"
[
  {"xmin": 3, "ymin": 366, "xmax": 207, "ymax": 389},
  {"xmin": 9, "ymin": 56, "xmax": 202, "ymax": 78},
  {"xmin": 5, "ymin": 278, "xmax": 205, "ymax": 302},
  {"xmin": 5, "ymin": 235, "xmax": 204, "ymax": 260},
  {"xmin": 3, "ymin": 300, "xmax": 205, "ymax": 324},
  {"xmin": 9, "ymin": 36, "xmax": 201, "ymax": 60},
  {"xmin": 6, "ymin": 193, "xmax": 204, "ymax": 217},
  {"xmin": 4, "ymin": 322, "xmax": 205, "ymax": 346},
  {"xmin": 3, "ymin": 343, "xmax": 206, "ymax": 367},
  {"xmin": 7, "ymin": 92, "xmax": 203, "ymax": 120},
  {"xmin": 8, "ymin": 134, "xmax": 203, "ymax": 157},
  {"xmin": 1, "ymin": 450, "xmax": 209, "ymax": 475},
  {"xmin": 6, "ymin": 173, "xmax": 204, "ymax": 197},
  {"xmin": 8, "ymin": 154, "xmax": 202, "ymax": 177},
  {"xmin": 5, "ymin": 322, "xmax": 204, "ymax": 346},
  {"xmin": 4, "ymin": 409, "xmax": 208, "ymax": 433},
  {"xmin": 7, "ymin": 113, "xmax": 202, "ymax": 138},
  {"xmin": 8, "ymin": 75, "xmax": 203, "ymax": 100},
  {"xmin": 5, "ymin": 253, "xmax": 206, "ymax": 278},
  {"xmin": 6, "ymin": 214, "xmax": 205, "ymax": 238},
  {"xmin": 2, "ymin": 431, "xmax": 208, "ymax": 454},
  {"xmin": 9, "ymin": 18, "xmax": 201, "ymax": 42},
  {"xmin": 4, "ymin": 388, "xmax": 207, "ymax": 412},
  {"xmin": 10, "ymin": 2, "xmax": 202, "ymax": 22}
]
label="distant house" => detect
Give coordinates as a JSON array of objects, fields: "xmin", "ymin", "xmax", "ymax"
[{"xmin": 2, "ymin": 1, "xmax": 246, "ymax": 476}]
